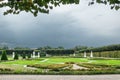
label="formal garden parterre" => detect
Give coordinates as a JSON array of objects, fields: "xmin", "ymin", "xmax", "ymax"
[{"xmin": 0, "ymin": 49, "xmax": 120, "ymax": 74}]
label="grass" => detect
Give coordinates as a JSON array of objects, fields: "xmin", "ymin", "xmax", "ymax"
[
  {"xmin": 39, "ymin": 57, "xmax": 89, "ymax": 64},
  {"xmin": 1, "ymin": 59, "xmax": 44, "ymax": 65},
  {"xmin": 92, "ymin": 59, "xmax": 120, "ymax": 65},
  {"xmin": 1, "ymin": 57, "xmax": 88, "ymax": 65},
  {"xmin": 0, "ymin": 57, "xmax": 120, "ymax": 74}
]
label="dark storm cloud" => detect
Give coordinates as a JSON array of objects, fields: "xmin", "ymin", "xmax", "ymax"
[{"xmin": 0, "ymin": 1, "xmax": 120, "ymax": 48}]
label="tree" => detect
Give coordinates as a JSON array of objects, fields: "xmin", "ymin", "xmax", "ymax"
[
  {"xmin": 0, "ymin": 0, "xmax": 119, "ymax": 17},
  {"xmin": 14, "ymin": 53, "xmax": 19, "ymax": 60},
  {"xmin": 14, "ymin": 47, "xmax": 30, "ymax": 50},
  {"xmin": 57, "ymin": 46, "xmax": 64, "ymax": 49},
  {"xmin": 89, "ymin": 0, "xmax": 120, "ymax": 10},
  {"xmin": 74, "ymin": 45, "xmax": 88, "ymax": 51},
  {"xmin": 0, "ymin": 0, "xmax": 79, "ymax": 16},
  {"xmin": 1, "ymin": 50, "xmax": 8, "ymax": 61}
]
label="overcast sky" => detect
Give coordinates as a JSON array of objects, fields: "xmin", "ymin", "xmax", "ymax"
[{"xmin": 0, "ymin": 0, "xmax": 120, "ymax": 48}]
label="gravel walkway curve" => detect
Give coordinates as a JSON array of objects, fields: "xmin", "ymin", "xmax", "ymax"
[{"xmin": 0, "ymin": 75, "xmax": 120, "ymax": 80}]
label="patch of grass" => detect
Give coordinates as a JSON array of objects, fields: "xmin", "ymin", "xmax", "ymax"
[
  {"xmin": 91, "ymin": 59, "xmax": 120, "ymax": 65},
  {"xmin": 0, "ymin": 58, "xmax": 44, "ymax": 65},
  {"xmin": 39, "ymin": 57, "xmax": 88, "ymax": 64}
]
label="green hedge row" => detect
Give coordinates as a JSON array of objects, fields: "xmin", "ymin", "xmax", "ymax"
[
  {"xmin": 78, "ymin": 51, "xmax": 120, "ymax": 58},
  {"xmin": 46, "ymin": 49, "xmax": 74, "ymax": 56}
]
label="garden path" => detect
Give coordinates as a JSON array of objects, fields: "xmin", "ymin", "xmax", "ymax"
[
  {"xmin": 40, "ymin": 59, "xmax": 49, "ymax": 62},
  {"xmin": 72, "ymin": 64, "xmax": 87, "ymax": 70},
  {"xmin": 0, "ymin": 75, "xmax": 120, "ymax": 80}
]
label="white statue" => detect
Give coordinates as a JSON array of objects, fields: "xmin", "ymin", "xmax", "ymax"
[
  {"xmin": 90, "ymin": 51, "xmax": 93, "ymax": 58},
  {"xmin": 33, "ymin": 51, "xmax": 35, "ymax": 58},
  {"xmin": 84, "ymin": 52, "xmax": 87, "ymax": 58},
  {"xmin": 12, "ymin": 52, "xmax": 15, "ymax": 58},
  {"xmin": 38, "ymin": 52, "xmax": 40, "ymax": 58}
]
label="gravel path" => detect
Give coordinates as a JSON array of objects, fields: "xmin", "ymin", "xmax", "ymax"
[
  {"xmin": 72, "ymin": 64, "xmax": 87, "ymax": 70},
  {"xmin": 0, "ymin": 75, "xmax": 120, "ymax": 80},
  {"xmin": 40, "ymin": 59, "xmax": 49, "ymax": 62}
]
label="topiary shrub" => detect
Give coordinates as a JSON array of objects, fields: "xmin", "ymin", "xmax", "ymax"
[
  {"xmin": 22, "ymin": 53, "xmax": 26, "ymax": 59},
  {"xmin": 14, "ymin": 53, "xmax": 19, "ymax": 60},
  {"xmin": 27, "ymin": 53, "xmax": 31, "ymax": 59},
  {"xmin": 1, "ymin": 50, "xmax": 8, "ymax": 61}
]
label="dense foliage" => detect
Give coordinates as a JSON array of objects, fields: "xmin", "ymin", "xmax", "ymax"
[
  {"xmin": 0, "ymin": 0, "xmax": 120, "ymax": 16},
  {"xmin": 89, "ymin": 0, "xmax": 120, "ymax": 10},
  {"xmin": 22, "ymin": 53, "xmax": 26, "ymax": 59},
  {"xmin": 46, "ymin": 49, "xmax": 74, "ymax": 56},
  {"xmin": 0, "ymin": 50, "xmax": 34, "ymax": 55},
  {"xmin": 0, "ymin": 0, "xmax": 79, "ymax": 16},
  {"xmin": 81, "ymin": 44, "xmax": 120, "ymax": 52}
]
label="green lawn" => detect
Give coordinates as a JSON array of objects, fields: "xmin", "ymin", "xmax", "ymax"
[
  {"xmin": 1, "ymin": 59, "xmax": 44, "ymax": 65},
  {"xmin": 91, "ymin": 59, "xmax": 120, "ymax": 65},
  {"xmin": 0, "ymin": 57, "xmax": 120, "ymax": 74},
  {"xmin": 1, "ymin": 57, "xmax": 120, "ymax": 65},
  {"xmin": 39, "ymin": 57, "xmax": 89, "ymax": 64}
]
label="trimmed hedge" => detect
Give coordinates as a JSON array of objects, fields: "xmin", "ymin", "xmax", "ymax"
[{"xmin": 46, "ymin": 49, "xmax": 74, "ymax": 56}]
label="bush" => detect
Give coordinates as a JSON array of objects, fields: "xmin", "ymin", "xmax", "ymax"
[
  {"xmin": 1, "ymin": 50, "xmax": 8, "ymax": 61},
  {"xmin": 22, "ymin": 53, "xmax": 26, "ymax": 59},
  {"xmin": 65, "ymin": 62, "xmax": 75, "ymax": 64},
  {"xmin": 0, "ymin": 68, "xmax": 13, "ymax": 71},
  {"xmin": 27, "ymin": 64, "xmax": 70, "ymax": 71},
  {"xmin": 27, "ymin": 53, "xmax": 31, "ymax": 59},
  {"xmin": 14, "ymin": 53, "xmax": 19, "ymax": 60}
]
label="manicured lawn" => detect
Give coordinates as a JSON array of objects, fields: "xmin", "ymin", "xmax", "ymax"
[
  {"xmin": 92, "ymin": 59, "xmax": 120, "ymax": 65},
  {"xmin": 39, "ymin": 57, "xmax": 89, "ymax": 64},
  {"xmin": 1, "ymin": 59, "xmax": 44, "ymax": 65},
  {"xmin": 1, "ymin": 57, "xmax": 120, "ymax": 65},
  {"xmin": 0, "ymin": 58, "xmax": 89, "ymax": 65},
  {"xmin": 0, "ymin": 57, "xmax": 120, "ymax": 74}
]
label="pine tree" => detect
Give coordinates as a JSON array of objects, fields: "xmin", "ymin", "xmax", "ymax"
[{"xmin": 1, "ymin": 50, "xmax": 8, "ymax": 61}]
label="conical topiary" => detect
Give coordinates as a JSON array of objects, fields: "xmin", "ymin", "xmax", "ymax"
[
  {"xmin": 27, "ymin": 53, "xmax": 31, "ymax": 59},
  {"xmin": 14, "ymin": 53, "xmax": 19, "ymax": 60},
  {"xmin": 1, "ymin": 50, "xmax": 8, "ymax": 61},
  {"xmin": 22, "ymin": 53, "xmax": 26, "ymax": 59}
]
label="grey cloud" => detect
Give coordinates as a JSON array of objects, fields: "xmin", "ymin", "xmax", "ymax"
[{"xmin": 0, "ymin": 2, "xmax": 120, "ymax": 48}]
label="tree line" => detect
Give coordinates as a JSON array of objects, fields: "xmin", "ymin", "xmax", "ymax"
[{"xmin": 79, "ymin": 44, "xmax": 120, "ymax": 53}]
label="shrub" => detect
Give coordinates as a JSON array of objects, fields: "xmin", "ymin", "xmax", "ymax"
[
  {"xmin": 27, "ymin": 53, "xmax": 31, "ymax": 59},
  {"xmin": 1, "ymin": 50, "xmax": 8, "ymax": 61},
  {"xmin": 0, "ymin": 68, "xmax": 13, "ymax": 71},
  {"xmin": 27, "ymin": 64, "xmax": 70, "ymax": 71},
  {"xmin": 14, "ymin": 53, "xmax": 19, "ymax": 60},
  {"xmin": 22, "ymin": 53, "xmax": 26, "ymax": 59},
  {"xmin": 65, "ymin": 62, "xmax": 75, "ymax": 64}
]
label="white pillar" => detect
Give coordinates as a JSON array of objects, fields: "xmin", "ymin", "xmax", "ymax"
[
  {"xmin": 12, "ymin": 52, "xmax": 15, "ymax": 58},
  {"xmin": 38, "ymin": 52, "xmax": 40, "ymax": 58},
  {"xmin": 90, "ymin": 51, "xmax": 93, "ymax": 58},
  {"xmin": 33, "ymin": 51, "xmax": 35, "ymax": 58},
  {"xmin": 84, "ymin": 52, "xmax": 87, "ymax": 58},
  {"xmin": 46, "ymin": 54, "xmax": 49, "ymax": 57}
]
